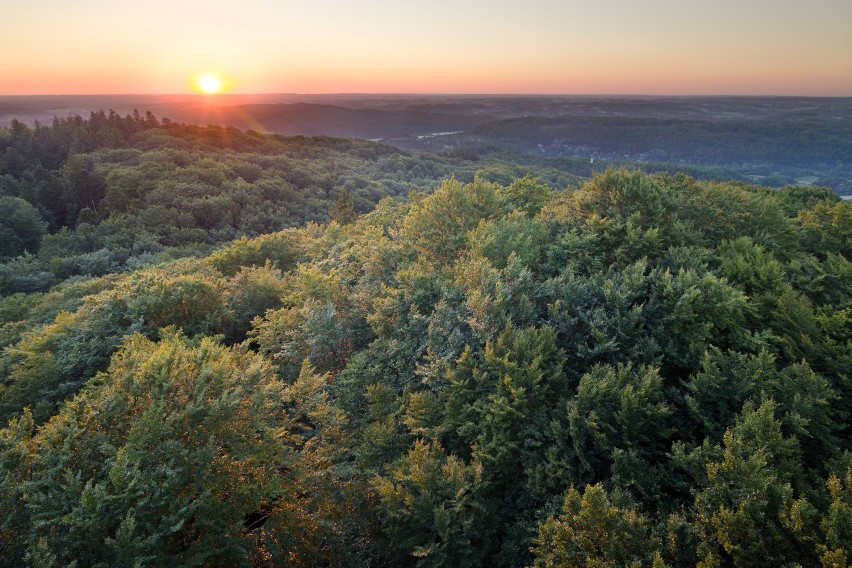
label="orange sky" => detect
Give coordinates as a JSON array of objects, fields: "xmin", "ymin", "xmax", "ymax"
[{"xmin": 2, "ymin": 0, "xmax": 851, "ymax": 95}]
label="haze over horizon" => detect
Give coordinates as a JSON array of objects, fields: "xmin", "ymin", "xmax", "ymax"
[{"xmin": 3, "ymin": 0, "xmax": 851, "ymax": 97}]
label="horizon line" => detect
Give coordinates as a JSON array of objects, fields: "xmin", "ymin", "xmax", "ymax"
[{"xmin": 2, "ymin": 92, "xmax": 851, "ymax": 99}]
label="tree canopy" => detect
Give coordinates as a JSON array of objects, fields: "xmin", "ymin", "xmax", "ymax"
[{"xmin": 0, "ymin": 119, "xmax": 849, "ymax": 567}]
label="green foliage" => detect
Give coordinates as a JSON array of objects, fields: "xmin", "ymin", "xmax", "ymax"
[
  {"xmin": 223, "ymin": 263, "xmax": 288, "ymax": 342},
  {"xmin": 691, "ymin": 401, "xmax": 806, "ymax": 567},
  {"xmin": 0, "ymin": 167, "xmax": 849, "ymax": 566},
  {"xmin": 567, "ymin": 364, "xmax": 671, "ymax": 490},
  {"xmin": 499, "ymin": 176, "xmax": 552, "ymax": 217},
  {"xmin": 250, "ymin": 263, "xmax": 372, "ymax": 379},
  {"xmin": 0, "ymin": 196, "xmax": 46, "ymax": 260},
  {"xmin": 62, "ymin": 153, "xmax": 106, "ymax": 223},
  {"xmin": 818, "ymin": 467, "xmax": 852, "ymax": 567},
  {"xmin": 798, "ymin": 200, "xmax": 852, "ymax": 257},
  {"xmin": 125, "ymin": 269, "xmax": 229, "ymax": 337},
  {"xmin": 4, "ymin": 331, "xmax": 291, "ymax": 565},
  {"xmin": 329, "ymin": 187, "xmax": 358, "ymax": 225},
  {"xmin": 774, "ymin": 184, "xmax": 841, "ymax": 217},
  {"xmin": 440, "ymin": 325, "xmax": 568, "ymax": 480},
  {"xmin": 0, "ymin": 113, "xmax": 581, "ymax": 295},
  {"xmin": 373, "ymin": 440, "xmax": 491, "ymax": 567},
  {"xmin": 208, "ymin": 230, "xmax": 302, "ymax": 276},
  {"xmin": 0, "ymin": 296, "xmax": 138, "ymax": 423},
  {"xmin": 402, "ymin": 177, "xmax": 503, "ymax": 267},
  {"xmin": 530, "ymin": 483, "xmax": 663, "ymax": 568},
  {"xmin": 0, "ymin": 331, "xmax": 358, "ymax": 567},
  {"xmin": 469, "ymin": 212, "xmax": 551, "ymax": 271}
]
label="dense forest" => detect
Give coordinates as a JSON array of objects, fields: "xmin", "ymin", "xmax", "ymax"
[
  {"xmin": 0, "ymin": 114, "xmax": 850, "ymax": 567},
  {"xmin": 0, "ymin": 112, "xmax": 584, "ymax": 296}
]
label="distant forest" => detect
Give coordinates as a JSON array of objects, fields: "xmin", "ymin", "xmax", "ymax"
[
  {"xmin": 0, "ymin": 113, "xmax": 850, "ymax": 567},
  {"xmin": 470, "ymin": 115, "xmax": 852, "ymax": 176},
  {"xmin": 3, "ymin": 95, "xmax": 849, "ymax": 194}
]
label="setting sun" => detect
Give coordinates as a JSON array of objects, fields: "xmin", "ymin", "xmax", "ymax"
[{"xmin": 198, "ymin": 74, "xmax": 222, "ymax": 94}]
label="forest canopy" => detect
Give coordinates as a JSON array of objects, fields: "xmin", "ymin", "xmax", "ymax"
[
  {"xmin": 0, "ymin": 114, "xmax": 850, "ymax": 567},
  {"xmin": 0, "ymin": 111, "xmax": 585, "ymax": 296}
]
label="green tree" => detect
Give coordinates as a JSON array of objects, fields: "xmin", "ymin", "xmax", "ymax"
[
  {"xmin": 373, "ymin": 440, "xmax": 492, "ymax": 567},
  {"xmin": 223, "ymin": 262, "xmax": 287, "ymax": 343},
  {"xmin": 126, "ymin": 269, "xmax": 230, "ymax": 337},
  {"xmin": 566, "ymin": 364, "xmax": 671, "ymax": 495},
  {"xmin": 817, "ymin": 467, "xmax": 852, "ymax": 567},
  {"xmin": 798, "ymin": 201, "xmax": 852, "ymax": 257},
  {"xmin": 0, "ymin": 196, "xmax": 46, "ymax": 260},
  {"xmin": 329, "ymin": 187, "xmax": 357, "ymax": 224},
  {"xmin": 2, "ymin": 331, "xmax": 353, "ymax": 567},
  {"xmin": 62, "ymin": 153, "xmax": 106, "ymax": 222},
  {"xmin": 530, "ymin": 483, "xmax": 664, "ymax": 568},
  {"xmin": 401, "ymin": 177, "xmax": 502, "ymax": 268},
  {"xmin": 692, "ymin": 401, "xmax": 806, "ymax": 567}
]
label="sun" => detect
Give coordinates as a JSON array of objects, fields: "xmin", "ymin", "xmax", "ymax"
[{"xmin": 198, "ymin": 74, "xmax": 222, "ymax": 94}]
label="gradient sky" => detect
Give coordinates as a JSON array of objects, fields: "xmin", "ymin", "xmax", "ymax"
[{"xmin": 2, "ymin": 0, "xmax": 851, "ymax": 95}]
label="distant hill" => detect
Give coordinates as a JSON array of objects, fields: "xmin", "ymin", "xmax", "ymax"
[
  {"xmin": 166, "ymin": 102, "xmax": 495, "ymax": 139},
  {"xmin": 468, "ymin": 114, "xmax": 852, "ymax": 169}
]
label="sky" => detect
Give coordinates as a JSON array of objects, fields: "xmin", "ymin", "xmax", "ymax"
[{"xmin": 2, "ymin": 0, "xmax": 851, "ymax": 96}]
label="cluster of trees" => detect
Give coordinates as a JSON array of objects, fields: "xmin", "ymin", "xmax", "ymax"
[
  {"xmin": 0, "ymin": 112, "xmax": 580, "ymax": 296},
  {"xmin": 1, "ymin": 167, "xmax": 849, "ymax": 566}
]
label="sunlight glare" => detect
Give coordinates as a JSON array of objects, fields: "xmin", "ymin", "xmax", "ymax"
[{"xmin": 198, "ymin": 75, "xmax": 222, "ymax": 94}]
